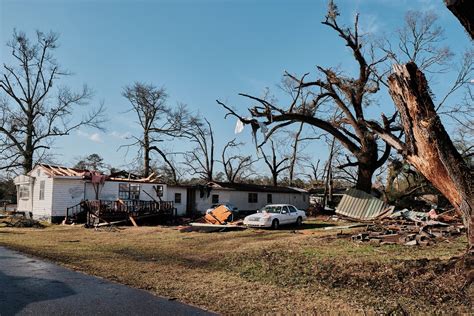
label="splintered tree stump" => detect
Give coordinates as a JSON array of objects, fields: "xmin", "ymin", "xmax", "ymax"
[{"xmin": 388, "ymin": 63, "xmax": 473, "ymax": 259}]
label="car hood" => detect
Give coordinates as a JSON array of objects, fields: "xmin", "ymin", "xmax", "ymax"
[{"xmin": 245, "ymin": 212, "xmax": 272, "ymax": 220}]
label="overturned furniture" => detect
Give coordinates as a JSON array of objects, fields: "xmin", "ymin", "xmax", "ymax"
[
  {"xmin": 182, "ymin": 204, "xmax": 245, "ymax": 232},
  {"xmin": 66, "ymin": 199, "xmax": 176, "ymax": 227}
]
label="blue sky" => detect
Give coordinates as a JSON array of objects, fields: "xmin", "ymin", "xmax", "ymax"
[{"xmin": 0, "ymin": 0, "xmax": 471, "ymax": 175}]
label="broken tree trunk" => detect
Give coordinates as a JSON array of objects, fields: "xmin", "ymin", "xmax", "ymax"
[
  {"xmin": 388, "ymin": 62, "xmax": 473, "ymax": 256},
  {"xmin": 445, "ymin": 0, "xmax": 474, "ymax": 39}
]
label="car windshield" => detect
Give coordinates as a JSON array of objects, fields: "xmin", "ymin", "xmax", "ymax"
[{"xmin": 260, "ymin": 206, "xmax": 282, "ymax": 213}]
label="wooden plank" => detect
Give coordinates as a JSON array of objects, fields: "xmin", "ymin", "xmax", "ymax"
[{"xmin": 129, "ymin": 216, "xmax": 138, "ymax": 227}]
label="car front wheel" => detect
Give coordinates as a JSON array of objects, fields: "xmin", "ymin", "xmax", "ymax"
[
  {"xmin": 296, "ymin": 217, "xmax": 303, "ymax": 226},
  {"xmin": 271, "ymin": 219, "xmax": 279, "ymax": 230}
]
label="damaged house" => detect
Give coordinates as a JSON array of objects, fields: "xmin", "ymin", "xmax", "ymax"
[
  {"xmin": 193, "ymin": 181, "xmax": 309, "ymax": 215},
  {"xmin": 14, "ymin": 164, "xmax": 187, "ymax": 222},
  {"xmin": 14, "ymin": 165, "xmax": 310, "ymax": 222}
]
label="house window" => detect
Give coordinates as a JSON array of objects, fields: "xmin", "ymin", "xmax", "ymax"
[
  {"xmin": 39, "ymin": 181, "xmax": 45, "ymax": 200},
  {"xmin": 211, "ymin": 194, "xmax": 219, "ymax": 204},
  {"xmin": 19, "ymin": 185, "xmax": 29, "ymax": 200},
  {"xmin": 118, "ymin": 183, "xmax": 141, "ymax": 200},
  {"xmin": 248, "ymin": 193, "xmax": 258, "ymax": 203},
  {"xmin": 175, "ymin": 193, "xmax": 182, "ymax": 204},
  {"xmin": 154, "ymin": 185, "xmax": 164, "ymax": 197},
  {"xmin": 118, "ymin": 183, "xmax": 130, "ymax": 200},
  {"xmin": 267, "ymin": 194, "xmax": 272, "ymax": 203},
  {"xmin": 130, "ymin": 184, "xmax": 140, "ymax": 200},
  {"xmin": 303, "ymin": 194, "xmax": 306, "ymax": 202}
]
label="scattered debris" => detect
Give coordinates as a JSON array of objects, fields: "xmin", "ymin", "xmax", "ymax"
[
  {"xmin": 350, "ymin": 209, "xmax": 464, "ymax": 246},
  {"xmin": 0, "ymin": 215, "xmax": 45, "ymax": 228},
  {"xmin": 180, "ymin": 204, "xmax": 245, "ymax": 232},
  {"xmin": 336, "ymin": 188, "xmax": 394, "ymax": 221},
  {"xmin": 203, "ymin": 205, "xmax": 234, "ymax": 224}
]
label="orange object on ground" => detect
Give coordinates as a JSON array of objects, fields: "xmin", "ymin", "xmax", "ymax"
[{"xmin": 204, "ymin": 205, "xmax": 233, "ymax": 224}]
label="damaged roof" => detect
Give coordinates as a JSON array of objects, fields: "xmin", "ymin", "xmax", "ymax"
[
  {"xmin": 35, "ymin": 164, "xmax": 90, "ymax": 177},
  {"xmin": 31, "ymin": 164, "xmax": 162, "ymax": 183},
  {"xmin": 336, "ymin": 188, "xmax": 393, "ymax": 221},
  {"xmin": 208, "ymin": 181, "xmax": 308, "ymax": 194}
]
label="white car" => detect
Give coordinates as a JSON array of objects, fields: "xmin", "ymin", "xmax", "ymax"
[{"xmin": 243, "ymin": 204, "xmax": 307, "ymax": 229}]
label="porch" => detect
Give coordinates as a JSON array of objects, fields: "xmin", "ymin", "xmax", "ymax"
[{"xmin": 66, "ymin": 199, "xmax": 176, "ymax": 227}]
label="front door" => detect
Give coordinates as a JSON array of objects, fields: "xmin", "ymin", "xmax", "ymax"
[{"xmin": 186, "ymin": 188, "xmax": 196, "ymax": 216}]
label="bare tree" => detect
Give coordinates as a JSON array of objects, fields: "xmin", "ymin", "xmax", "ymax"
[
  {"xmin": 259, "ymin": 140, "xmax": 289, "ymax": 187},
  {"xmin": 287, "ymin": 123, "xmax": 304, "ymax": 186},
  {"xmin": 221, "ymin": 139, "xmax": 256, "ymax": 183},
  {"xmin": 122, "ymin": 82, "xmax": 185, "ymax": 180},
  {"xmin": 453, "ymin": 128, "xmax": 474, "ymax": 163},
  {"xmin": 218, "ymin": 4, "xmax": 467, "ymax": 194},
  {"xmin": 183, "ymin": 117, "xmax": 215, "ymax": 182},
  {"xmin": 383, "ymin": 11, "xmax": 473, "ymax": 132},
  {"xmin": 391, "ymin": 11, "xmax": 453, "ymax": 73},
  {"xmin": 0, "ymin": 30, "xmax": 105, "ymax": 173},
  {"xmin": 218, "ymin": 2, "xmax": 392, "ymax": 193},
  {"xmin": 302, "ymin": 158, "xmax": 322, "ymax": 186},
  {"xmin": 155, "ymin": 154, "xmax": 184, "ymax": 184},
  {"xmin": 284, "ymin": 123, "xmax": 323, "ymax": 186}
]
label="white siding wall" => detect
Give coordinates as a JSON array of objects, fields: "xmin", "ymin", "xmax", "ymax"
[
  {"xmin": 51, "ymin": 179, "xmax": 85, "ymax": 217},
  {"xmin": 167, "ymin": 186, "xmax": 187, "ymax": 216},
  {"xmin": 194, "ymin": 189, "xmax": 309, "ymax": 213},
  {"xmin": 83, "ymin": 181, "xmax": 167, "ymax": 202},
  {"xmin": 15, "ymin": 167, "xmax": 54, "ymax": 220},
  {"xmin": 195, "ymin": 189, "xmax": 232, "ymax": 213},
  {"xmin": 31, "ymin": 171, "xmax": 54, "ymax": 220},
  {"xmin": 85, "ymin": 181, "xmax": 118, "ymax": 200}
]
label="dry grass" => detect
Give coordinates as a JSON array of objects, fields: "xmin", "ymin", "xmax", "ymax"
[{"xmin": 0, "ymin": 220, "xmax": 472, "ymax": 315}]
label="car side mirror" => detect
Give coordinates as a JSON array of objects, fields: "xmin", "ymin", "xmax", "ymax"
[{"xmin": 281, "ymin": 210, "xmax": 287, "ymax": 214}]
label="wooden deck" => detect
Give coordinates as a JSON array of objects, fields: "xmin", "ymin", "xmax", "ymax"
[{"xmin": 66, "ymin": 200, "xmax": 175, "ymax": 227}]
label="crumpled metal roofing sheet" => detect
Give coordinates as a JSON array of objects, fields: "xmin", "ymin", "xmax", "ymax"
[{"xmin": 336, "ymin": 188, "xmax": 390, "ymax": 220}]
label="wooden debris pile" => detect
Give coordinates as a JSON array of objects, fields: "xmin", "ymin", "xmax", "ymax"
[
  {"xmin": 351, "ymin": 209, "xmax": 464, "ymax": 246},
  {"xmin": 0, "ymin": 214, "xmax": 44, "ymax": 228},
  {"xmin": 179, "ymin": 205, "xmax": 245, "ymax": 232}
]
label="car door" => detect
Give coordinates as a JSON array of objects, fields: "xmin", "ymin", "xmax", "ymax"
[
  {"xmin": 281, "ymin": 206, "xmax": 292, "ymax": 224},
  {"xmin": 288, "ymin": 205, "xmax": 299, "ymax": 223}
]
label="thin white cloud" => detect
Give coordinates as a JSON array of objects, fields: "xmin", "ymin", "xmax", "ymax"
[
  {"xmin": 77, "ymin": 130, "xmax": 104, "ymax": 143},
  {"xmin": 89, "ymin": 133, "xmax": 103, "ymax": 143},
  {"xmin": 109, "ymin": 131, "xmax": 132, "ymax": 139}
]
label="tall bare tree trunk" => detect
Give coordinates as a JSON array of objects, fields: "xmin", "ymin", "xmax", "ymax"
[
  {"xmin": 388, "ymin": 62, "xmax": 473, "ymax": 256},
  {"xmin": 355, "ymin": 136, "xmax": 380, "ymax": 193},
  {"xmin": 143, "ymin": 133, "xmax": 151, "ymax": 177},
  {"xmin": 289, "ymin": 123, "xmax": 304, "ymax": 186},
  {"xmin": 23, "ymin": 115, "xmax": 35, "ymax": 173},
  {"xmin": 323, "ymin": 137, "xmax": 335, "ymax": 207}
]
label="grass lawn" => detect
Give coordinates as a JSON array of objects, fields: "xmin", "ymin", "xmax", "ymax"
[{"xmin": 0, "ymin": 220, "xmax": 472, "ymax": 314}]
